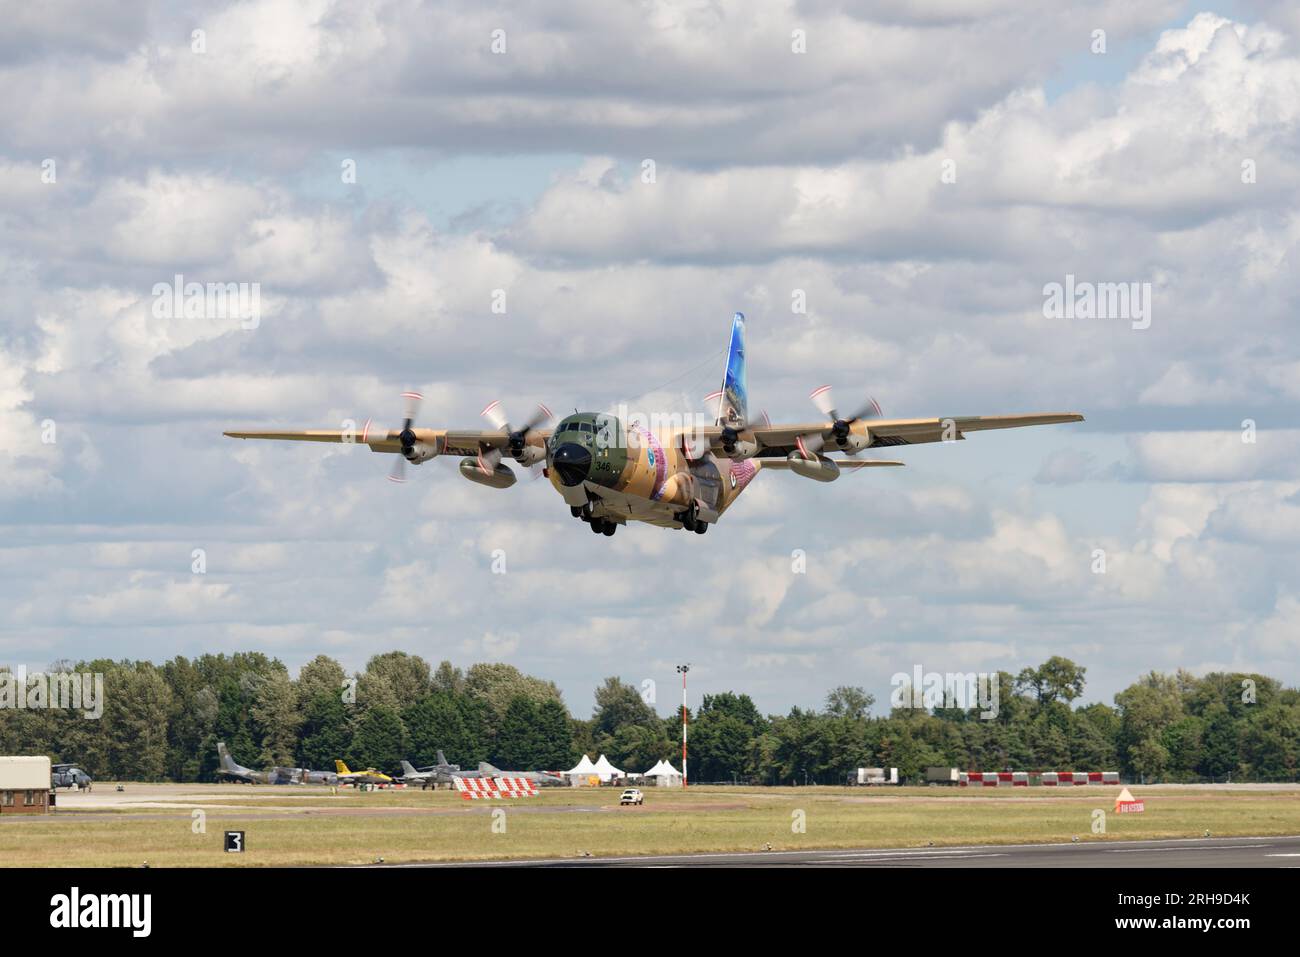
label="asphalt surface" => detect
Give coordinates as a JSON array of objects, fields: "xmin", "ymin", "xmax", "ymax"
[{"xmin": 393, "ymin": 835, "xmax": 1300, "ymax": 868}]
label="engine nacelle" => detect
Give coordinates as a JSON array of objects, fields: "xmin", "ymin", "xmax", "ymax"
[
  {"xmin": 404, "ymin": 442, "xmax": 439, "ymax": 464},
  {"xmin": 831, "ymin": 429, "xmax": 871, "ymax": 454},
  {"xmin": 459, "ymin": 457, "xmax": 517, "ymax": 489},
  {"xmin": 514, "ymin": 444, "xmax": 546, "ymax": 467},
  {"xmin": 787, "ymin": 452, "xmax": 840, "ymax": 482},
  {"xmin": 722, "ymin": 437, "xmax": 759, "ymax": 459}
]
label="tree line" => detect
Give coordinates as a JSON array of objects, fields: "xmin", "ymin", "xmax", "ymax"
[{"xmin": 0, "ymin": 653, "xmax": 1295, "ymax": 784}]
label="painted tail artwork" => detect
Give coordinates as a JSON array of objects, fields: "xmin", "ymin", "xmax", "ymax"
[{"xmin": 713, "ymin": 311, "xmax": 748, "ymax": 429}]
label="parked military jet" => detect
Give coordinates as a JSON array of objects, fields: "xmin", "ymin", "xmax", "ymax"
[
  {"xmin": 226, "ymin": 313, "xmax": 1082, "ymax": 535},
  {"xmin": 334, "ymin": 760, "xmax": 393, "ymax": 787},
  {"xmin": 477, "ymin": 762, "xmax": 566, "ymax": 786},
  {"xmin": 279, "ymin": 765, "xmax": 339, "ymax": 786},
  {"xmin": 399, "ymin": 750, "xmax": 503, "ymax": 788},
  {"xmin": 397, "ymin": 760, "xmax": 436, "ymax": 788},
  {"xmin": 397, "ymin": 751, "xmax": 464, "ymax": 789}
]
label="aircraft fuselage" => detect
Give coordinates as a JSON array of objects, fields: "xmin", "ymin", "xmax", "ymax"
[{"xmin": 541, "ymin": 413, "xmax": 756, "ymax": 532}]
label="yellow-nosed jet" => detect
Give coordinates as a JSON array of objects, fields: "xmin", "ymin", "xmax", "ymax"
[
  {"xmin": 334, "ymin": 760, "xmax": 393, "ymax": 787},
  {"xmin": 226, "ymin": 313, "xmax": 1082, "ymax": 536}
]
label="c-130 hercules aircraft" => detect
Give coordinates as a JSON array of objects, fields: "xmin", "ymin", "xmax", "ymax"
[{"xmin": 226, "ymin": 313, "xmax": 1082, "ymax": 536}]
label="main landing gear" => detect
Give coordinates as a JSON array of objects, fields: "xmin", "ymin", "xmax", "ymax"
[
  {"xmin": 572, "ymin": 504, "xmax": 617, "ymax": 536},
  {"xmin": 675, "ymin": 505, "xmax": 709, "ymax": 534}
]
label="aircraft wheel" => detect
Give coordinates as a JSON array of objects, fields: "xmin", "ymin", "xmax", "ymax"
[
  {"xmin": 570, "ymin": 505, "xmax": 584, "ymax": 518},
  {"xmin": 603, "ymin": 523, "xmax": 616, "ymax": 536},
  {"xmin": 590, "ymin": 518, "xmax": 605, "ymax": 534},
  {"xmin": 694, "ymin": 522, "xmax": 708, "ymax": 535}
]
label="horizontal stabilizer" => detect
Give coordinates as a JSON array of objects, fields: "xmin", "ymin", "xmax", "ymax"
[{"xmin": 761, "ymin": 459, "xmax": 904, "ymax": 469}]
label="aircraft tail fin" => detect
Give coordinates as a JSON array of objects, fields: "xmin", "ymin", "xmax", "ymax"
[
  {"xmin": 216, "ymin": 741, "xmax": 237, "ymax": 772},
  {"xmin": 400, "ymin": 760, "xmax": 418, "ymax": 777},
  {"xmin": 437, "ymin": 750, "xmax": 449, "ymax": 766},
  {"xmin": 334, "ymin": 759, "xmax": 350, "ymax": 775},
  {"xmin": 478, "ymin": 762, "xmax": 499, "ymax": 776},
  {"xmin": 712, "ymin": 311, "xmax": 748, "ymax": 429}
]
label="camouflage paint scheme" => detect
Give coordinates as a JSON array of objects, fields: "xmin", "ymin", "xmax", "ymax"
[
  {"xmin": 543, "ymin": 409, "xmax": 757, "ymax": 528},
  {"xmin": 225, "ymin": 312, "xmax": 1083, "ymax": 535},
  {"xmin": 216, "ymin": 741, "xmax": 338, "ymax": 785}
]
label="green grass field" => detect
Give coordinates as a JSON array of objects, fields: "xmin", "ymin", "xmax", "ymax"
[{"xmin": 3, "ymin": 784, "xmax": 1297, "ymax": 866}]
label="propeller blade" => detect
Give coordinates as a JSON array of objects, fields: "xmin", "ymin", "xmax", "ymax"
[
  {"xmin": 810, "ymin": 385, "xmax": 838, "ymax": 422},
  {"xmin": 795, "ymin": 433, "xmax": 825, "ymax": 459},
  {"xmin": 387, "ymin": 457, "xmax": 407, "ymax": 484},
  {"xmin": 522, "ymin": 403, "xmax": 553, "ymax": 433},
  {"xmin": 400, "ymin": 391, "xmax": 423, "ymax": 429},
  {"xmin": 845, "ymin": 396, "xmax": 883, "ymax": 423},
  {"xmin": 477, "ymin": 447, "xmax": 503, "ymax": 475},
  {"xmin": 480, "ymin": 399, "xmax": 509, "ymax": 432}
]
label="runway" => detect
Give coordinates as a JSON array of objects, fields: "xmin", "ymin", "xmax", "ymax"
[{"xmin": 393, "ymin": 834, "xmax": 1300, "ymax": 868}]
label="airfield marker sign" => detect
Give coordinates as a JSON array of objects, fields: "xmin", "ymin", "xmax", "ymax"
[{"xmin": 1115, "ymin": 788, "xmax": 1145, "ymax": 814}]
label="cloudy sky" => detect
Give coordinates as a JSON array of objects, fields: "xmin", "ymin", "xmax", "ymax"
[{"xmin": 3, "ymin": 0, "xmax": 1298, "ymax": 717}]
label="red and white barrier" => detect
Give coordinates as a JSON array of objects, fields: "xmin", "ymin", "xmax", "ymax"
[
  {"xmin": 454, "ymin": 777, "xmax": 538, "ymax": 800},
  {"xmin": 959, "ymin": 770, "xmax": 1120, "ymax": 787}
]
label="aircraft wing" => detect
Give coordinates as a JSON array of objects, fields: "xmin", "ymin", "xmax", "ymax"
[
  {"xmin": 687, "ymin": 412, "xmax": 1082, "ymax": 457},
  {"xmin": 223, "ymin": 427, "xmax": 550, "ymax": 457}
]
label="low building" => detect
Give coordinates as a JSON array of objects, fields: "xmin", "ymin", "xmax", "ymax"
[
  {"xmin": 855, "ymin": 767, "xmax": 899, "ymax": 785},
  {"xmin": 0, "ymin": 756, "xmax": 52, "ymax": 815}
]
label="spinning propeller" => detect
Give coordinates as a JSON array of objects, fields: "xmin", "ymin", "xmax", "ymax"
[
  {"xmin": 718, "ymin": 409, "xmax": 770, "ymax": 455},
  {"xmin": 797, "ymin": 385, "xmax": 882, "ymax": 457},
  {"xmin": 480, "ymin": 400, "xmax": 553, "ymax": 477},
  {"xmin": 380, "ymin": 390, "xmax": 424, "ymax": 483}
]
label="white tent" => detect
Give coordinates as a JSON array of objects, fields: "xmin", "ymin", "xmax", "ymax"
[
  {"xmin": 564, "ymin": 754, "xmax": 598, "ymax": 777},
  {"xmin": 591, "ymin": 754, "xmax": 625, "ymax": 782},
  {"xmin": 643, "ymin": 760, "xmax": 683, "ymax": 787},
  {"xmin": 563, "ymin": 755, "xmax": 600, "ymax": 786}
]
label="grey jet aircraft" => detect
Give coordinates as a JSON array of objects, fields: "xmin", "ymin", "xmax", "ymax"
[
  {"xmin": 477, "ymin": 761, "xmax": 566, "ymax": 786},
  {"xmin": 398, "ymin": 751, "xmax": 471, "ymax": 789}
]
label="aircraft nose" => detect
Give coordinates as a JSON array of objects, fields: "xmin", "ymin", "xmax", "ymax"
[{"xmin": 551, "ymin": 442, "xmax": 592, "ymax": 487}]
